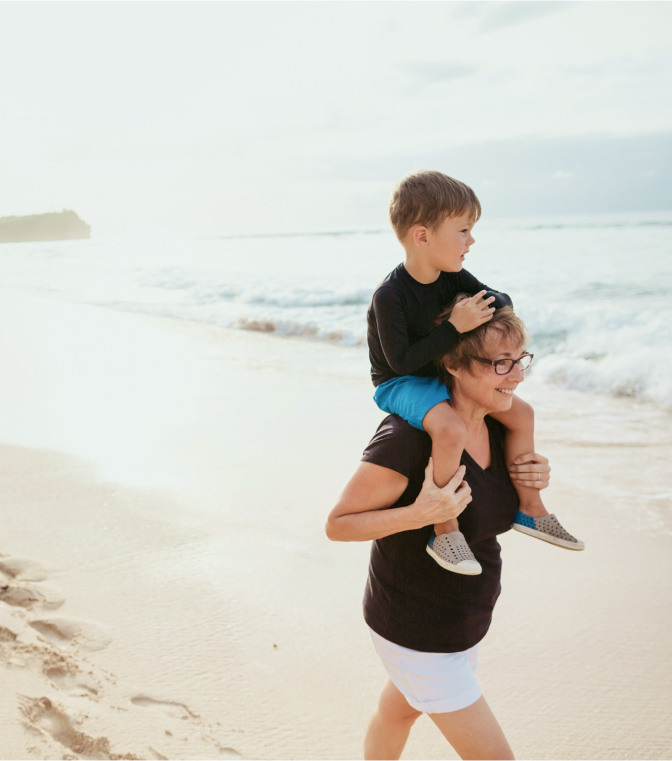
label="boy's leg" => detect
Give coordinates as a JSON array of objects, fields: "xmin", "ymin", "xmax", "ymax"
[
  {"xmin": 492, "ymin": 397, "xmax": 584, "ymax": 549},
  {"xmin": 422, "ymin": 401, "xmax": 468, "ymax": 534},
  {"xmin": 490, "ymin": 396, "xmax": 548, "ymax": 517}
]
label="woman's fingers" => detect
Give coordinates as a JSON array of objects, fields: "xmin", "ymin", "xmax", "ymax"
[
  {"xmin": 455, "ymin": 480, "xmax": 472, "ymax": 507},
  {"xmin": 510, "ymin": 462, "xmax": 551, "ymax": 474},
  {"xmin": 513, "ymin": 474, "xmax": 550, "ymax": 489},
  {"xmin": 445, "ymin": 465, "xmax": 467, "ymax": 492},
  {"xmin": 513, "ymin": 452, "xmax": 549, "ymax": 465},
  {"xmin": 516, "ymin": 479, "xmax": 549, "ymax": 490},
  {"xmin": 509, "ymin": 453, "xmax": 551, "ymax": 490}
]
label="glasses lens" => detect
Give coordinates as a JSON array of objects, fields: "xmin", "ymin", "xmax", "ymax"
[
  {"xmin": 495, "ymin": 360, "xmax": 513, "ymax": 375},
  {"xmin": 494, "ymin": 355, "xmax": 533, "ymax": 374}
]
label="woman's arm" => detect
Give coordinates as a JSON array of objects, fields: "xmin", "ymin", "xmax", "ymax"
[{"xmin": 326, "ymin": 458, "xmax": 471, "ymax": 542}]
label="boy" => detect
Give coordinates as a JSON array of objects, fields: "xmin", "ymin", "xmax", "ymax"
[{"xmin": 367, "ymin": 170, "xmax": 584, "ymax": 574}]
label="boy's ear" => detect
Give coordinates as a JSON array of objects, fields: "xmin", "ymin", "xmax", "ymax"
[{"xmin": 412, "ymin": 226, "xmax": 429, "ymax": 248}]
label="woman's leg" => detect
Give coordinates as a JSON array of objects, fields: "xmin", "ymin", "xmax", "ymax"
[
  {"xmin": 428, "ymin": 695, "xmax": 514, "ymax": 760},
  {"xmin": 364, "ymin": 678, "xmax": 422, "ymax": 760}
]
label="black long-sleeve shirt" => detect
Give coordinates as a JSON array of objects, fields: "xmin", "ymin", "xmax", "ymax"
[{"xmin": 367, "ymin": 264, "xmax": 513, "ymax": 387}]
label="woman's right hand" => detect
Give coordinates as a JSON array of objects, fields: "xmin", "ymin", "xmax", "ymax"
[{"xmin": 411, "ymin": 458, "xmax": 472, "ymax": 526}]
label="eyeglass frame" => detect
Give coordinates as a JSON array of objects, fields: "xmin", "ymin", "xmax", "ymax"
[{"xmin": 468, "ymin": 353, "xmax": 534, "ymax": 375}]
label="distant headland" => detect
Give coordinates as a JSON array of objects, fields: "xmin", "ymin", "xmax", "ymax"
[{"xmin": 0, "ymin": 210, "xmax": 91, "ymax": 243}]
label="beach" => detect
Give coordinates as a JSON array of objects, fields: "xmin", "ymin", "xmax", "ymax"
[{"xmin": 0, "ymin": 285, "xmax": 670, "ymax": 760}]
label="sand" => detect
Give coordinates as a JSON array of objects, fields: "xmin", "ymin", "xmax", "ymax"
[{"xmin": 0, "ymin": 291, "xmax": 670, "ymax": 760}]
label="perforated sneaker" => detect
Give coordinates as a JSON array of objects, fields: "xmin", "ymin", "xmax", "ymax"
[
  {"xmin": 512, "ymin": 510, "xmax": 585, "ymax": 550},
  {"xmin": 426, "ymin": 531, "xmax": 482, "ymax": 575}
]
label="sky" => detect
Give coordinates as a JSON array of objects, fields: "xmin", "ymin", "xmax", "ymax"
[{"xmin": 1, "ymin": 1, "xmax": 671, "ymax": 237}]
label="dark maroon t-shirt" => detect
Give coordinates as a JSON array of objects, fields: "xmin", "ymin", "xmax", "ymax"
[{"xmin": 361, "ymin": 414, "xmax": 519, "ymax": 653}]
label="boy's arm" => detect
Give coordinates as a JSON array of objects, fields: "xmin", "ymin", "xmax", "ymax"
[
  {"xmin": 457, "ymin": 269, "xmax": 513, "ymax": 309},
  {"xmin": 374, "ymin": 288, "xmax": 461, "ymax": 376}
]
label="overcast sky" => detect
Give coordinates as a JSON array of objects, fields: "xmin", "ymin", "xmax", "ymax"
[{"xmin": 1, "ymin": 1, "xmax": 671, "ymax": 237}]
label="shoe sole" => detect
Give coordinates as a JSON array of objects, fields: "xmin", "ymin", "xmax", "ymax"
[
  {"xmin": 512, "ymin": 523, "xmax": 585, "ymax": 550},
  {"xmin": 426, "ymin": 545, "xmax": 482, "ymax": 574}
]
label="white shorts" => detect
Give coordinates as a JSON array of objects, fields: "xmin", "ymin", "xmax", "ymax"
[{"xmin": 369, "ymin": 628, "xmax": 482, "ymax": 714}]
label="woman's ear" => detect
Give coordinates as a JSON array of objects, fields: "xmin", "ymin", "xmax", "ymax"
[{"xmin": 442, "ymin": 358, "xmax": 460, "ymax": 381}]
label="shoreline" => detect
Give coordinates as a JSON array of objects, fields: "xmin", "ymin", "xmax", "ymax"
[{"xmin": 0, "ymin": 293, "xmax": 670, "ymax": 758}]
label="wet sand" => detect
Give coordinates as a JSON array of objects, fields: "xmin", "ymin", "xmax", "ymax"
[{"xmin": 0, "ymin": 293, "xmax": 671, "ymax": 759}]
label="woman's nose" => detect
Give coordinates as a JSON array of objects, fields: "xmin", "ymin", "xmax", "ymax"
[{"xmin": 509, "ymin": 361, "xmax": 526, "ymax": 381}]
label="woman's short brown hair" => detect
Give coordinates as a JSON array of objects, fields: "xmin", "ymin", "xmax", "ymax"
[
  {"xmin": 389, "ymin": 170, "xmax": 482, "ymax": 241},
  {"xmin": 436, "ymin": 295, "xmax": 530, "ymax": 390}
]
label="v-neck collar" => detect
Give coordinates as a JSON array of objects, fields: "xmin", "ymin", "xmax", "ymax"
[{"xmin": 460, "ymin": 417, "xmax": 498, "ymax": 473}]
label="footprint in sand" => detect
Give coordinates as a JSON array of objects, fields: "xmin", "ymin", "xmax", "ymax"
[
  {"xmin": 19, "ymin": 696, "xmax": 139, "ymax": 760},
  {"xmin": 0, "ymin": 625, "xmax": 18, "ymax": 642},
  {"xmin": 30, "ymin": 617, "xmax": 112, "ymax": 652},
  {"xmin": 0, "ymin": 556, "xmax": 61, "ymax": 610},
  {"xmin": 37, "ymin": 648, "xmax": 101, "ymax": 697},
  {"xmin": 0, "ymin": 556, "xmax": 48, "ymax": 582},
  {"xmin": 0, "ymin": 580, "xmax": 64, "ymax": 610},
  {"xmin": 131, "ymin": 695, "xmax": 198, "ymax": 720}
]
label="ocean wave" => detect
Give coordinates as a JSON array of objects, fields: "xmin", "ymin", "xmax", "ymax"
[
  {"xmin": 204, "ymin": 228, "xmax": 387, "ymax": 240},
  {"xmin": 236, "ymin": 316, "xmax": 363, "ymax": 345},
  {"xmin": 512, "ymin": 219, "xmax": 672, "ymax": 231},
  {"xmin": 526, "ymin": 306, "xmax": 672, "ymax": 408},
  {"xmin": 125, "ymin": 273, "xmax": 672, "ymax": 408},
  {"xmin": 533, "ymin": 352, "xmax": 672, "ymax": 408},
  {"xmin": 140, "ymin": 270, "xmax": 374, "ymax": 309}
]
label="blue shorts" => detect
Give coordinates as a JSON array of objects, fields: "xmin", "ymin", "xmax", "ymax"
[{"xmin": 373, "ymin": 376, "xmax": 450, "ymax": 431}]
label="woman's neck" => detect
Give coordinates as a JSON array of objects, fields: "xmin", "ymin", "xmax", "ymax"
[
  {"xmin": 449, "ymin": 393, "xmax": 492, "ymax": 470},
  {"xmin": 449, "ymin": 394, "xmax": 489, "ymax": 434}
]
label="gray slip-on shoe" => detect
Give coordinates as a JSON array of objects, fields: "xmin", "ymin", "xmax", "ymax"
[
  {"xmin": 512, "ymin": 510, "xmax": 585, "ymax": 550},
  {"xmin": 426, "ymin": 531, "xmax": 482, "ymax": 575}
]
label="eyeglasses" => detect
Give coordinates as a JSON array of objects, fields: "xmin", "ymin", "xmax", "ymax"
[{"xmin": 469, "ymin": 353, "xmax": 534, "ymax": 375}]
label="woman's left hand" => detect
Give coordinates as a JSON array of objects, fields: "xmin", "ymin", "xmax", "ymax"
[{"xmin": 509, "ymin": 453, "xmax": 551, "ymax": 489}]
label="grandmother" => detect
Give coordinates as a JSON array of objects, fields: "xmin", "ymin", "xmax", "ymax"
[{"xmin": 326, "ymin": 301, "xmax": 551, "ymax": 760}]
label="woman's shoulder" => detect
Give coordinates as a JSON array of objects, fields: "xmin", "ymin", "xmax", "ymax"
[{"xmin": 361, "ymin": 415, "xmax": 431, "ymax": 480}]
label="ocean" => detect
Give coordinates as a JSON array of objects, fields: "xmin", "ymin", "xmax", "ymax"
[{"xmin": 3, "ymin": 209, "xmax": 671, "ymax": 410}]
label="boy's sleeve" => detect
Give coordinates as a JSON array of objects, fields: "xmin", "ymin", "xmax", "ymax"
[
  {"xmin": 457, "ymin": 269, "xmax": 513, "ymax": 309},
  {"xmin": 373, "ymin": 287, "xmax": 461, "ymax": 375}
]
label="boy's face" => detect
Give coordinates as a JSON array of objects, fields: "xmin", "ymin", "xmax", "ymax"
[{"xmin": 425, "ymin": 212, "xmax": 476, "ymax": 272}]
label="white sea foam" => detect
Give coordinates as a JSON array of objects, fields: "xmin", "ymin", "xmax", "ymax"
[{"xmin": 1, "ymin": 210, "xmax": 671, "ymax": 408}]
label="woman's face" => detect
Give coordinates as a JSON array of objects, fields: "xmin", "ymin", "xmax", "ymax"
[{"xmin": 449, "ymin": 333, "xmax": 528, "ymax": 414}]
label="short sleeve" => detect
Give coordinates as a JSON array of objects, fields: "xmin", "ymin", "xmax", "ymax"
[{"xmin": 361, "ymin": 415, "xmax": 430, "ymax": 479}]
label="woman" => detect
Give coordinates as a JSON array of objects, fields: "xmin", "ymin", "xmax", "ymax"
[{"xmin": 326, "ymin": 303, "xmax": 552, "ymax": 760}]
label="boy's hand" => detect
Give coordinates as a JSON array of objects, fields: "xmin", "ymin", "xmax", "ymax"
[
  {"xmin": 509, "ymin": 453, "xmax": 551, "ymax": 489},
  {"xmin": 447, "ymin": 291, "xmax": 496, "ymax": 333}
]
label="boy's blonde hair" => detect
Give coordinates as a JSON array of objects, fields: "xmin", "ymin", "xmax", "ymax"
[
  {"xmin": 435, "ymin": 295, "xmax": 530, "ymax": 391},
  {"xmin": 388, "ymin": 170, "xmax": 482, "ymax": 241}
]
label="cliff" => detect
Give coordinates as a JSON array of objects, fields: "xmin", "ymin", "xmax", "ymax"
[{"xmin": 0, "ymin": 210, "xmax": 91, "ymax": 243}]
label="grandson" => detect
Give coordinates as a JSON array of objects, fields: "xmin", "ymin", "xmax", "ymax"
[{"xmin": 367, "ymin": 170, "xmax": 584, "ymax": 574}]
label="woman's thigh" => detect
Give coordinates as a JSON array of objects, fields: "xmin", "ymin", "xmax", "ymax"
[
  {"xmin": 377, "ymin": 677, "xmax": 423, "ymax": 725},
  {"xmin": 428, "ymin": 695, "xmax": 514, "ymax": 761}
]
